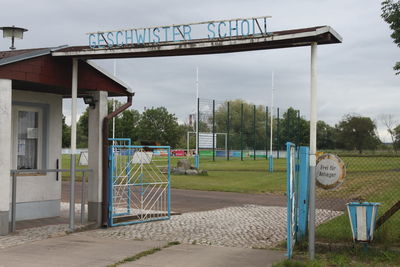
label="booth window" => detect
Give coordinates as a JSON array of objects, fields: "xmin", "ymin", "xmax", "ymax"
[{"xmin": 13, "ymin": 106, "xmax": 43, "ymax": 170}]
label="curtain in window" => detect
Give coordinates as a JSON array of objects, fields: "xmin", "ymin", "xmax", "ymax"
[{"xmin": 17, "ymin": 111, "xmax": 38, "ymax": 169}]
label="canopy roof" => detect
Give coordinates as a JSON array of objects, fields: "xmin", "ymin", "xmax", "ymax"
[{"xmin": 52, "ymin": 26, "xmax": 342, "ymax": 59}]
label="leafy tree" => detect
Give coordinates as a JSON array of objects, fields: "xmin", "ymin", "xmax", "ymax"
[
  {"xmin": 113, "ymin": 109, "xmax": 140, "ymax": 142},
  {"xmin": 335, "ymin": 114, "xmax": 381, "ymax": 153},
  {"xmin": 392, "ymin": 124, "xmax": 400, "ymax": 150},
  {"xmin": 62, "ymin": 115, "xmax": 71, "ymax": 148},
  {"xmin": 137, "ymin": 107, "xmax": 181, "ymax": 147},
  {"xmin": 214, "ymin": 100, "xmax": 267, "ymax": 150},
  {"xmin": 176, "ymin": 123, "xmax": 194, "ymax": 149},
  {"xmin": 279, "ymin": 108, "xmax": 310, "ymax": 148},
  {"xmin": 77, "ymin": 108, "xmax": 89, "ymax": 148},
  {"xmin": 317, "ymin": 121, "xmax": 336, "ymax": 149},
  {"xmin": 382, "ymin": 0, "xmax": 400, "ymax": 74},
  {"xmin": 380, "ymin": 114, "xmax": 398, "ymax": 152}
]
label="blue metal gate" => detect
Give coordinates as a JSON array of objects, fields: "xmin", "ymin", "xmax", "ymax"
[
  {"xmin": 286, "ymin": 142, "xmax": 310, "ymax": 259},
  {"xmin": 108, "ymin": 144, "xmax": 171, "ymax": 226}
]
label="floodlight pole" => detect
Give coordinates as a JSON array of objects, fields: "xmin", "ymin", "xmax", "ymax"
[
  {"xmin": 212, "ymin": 100, "xmax": 215, "ymax": 162},
  {"xmin": 269, "ymin": 72, "xmax": 274, "ymax": 172},
  {"xmin": 309, "ymin": 42, "xmax": 318, "ymax": 260}
]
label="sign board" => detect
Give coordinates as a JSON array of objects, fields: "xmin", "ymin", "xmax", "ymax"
[
  {"xmin": 132, "ymin": 152, "xmax": 153, "ymax": 164},
  {"xmin": 88, "ymin": 16, "xmax": 271, "ymax": 48},
  {"xmin": 316, "ymin": 153, "xmax": 346, "ymax": 190},
  {"xmin": 79, "ymin": 151, "xmax": 89, "ymax": 166},
  {"xmin": 199, "ymin": 133, "xmax": 217, "ymax": 149}
]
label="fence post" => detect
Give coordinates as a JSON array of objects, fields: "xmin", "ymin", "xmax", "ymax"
[
  {"xmin": 297, "ymin": 146, "xmax": 310, "ymax": 241},
  {"xmin": 11, "ymin": 172, "xmax": 17, "ymax": 233},
  {"xmin": 70, "ymin": 154, "xmax": 76, "ymax": 231},
  {"xmin": 266, "ymin": 106, "xmax": 268, "ymax": 160},
  {"xmin": 287, "ymin": 109, "xmax": 290, "ymax": 142},
  {"xmin": 253, "ymin": 105, "xmax": 256, "ymax": 160},
  {"xmin": 277, "ymin": 108, "xmax": 280, "ymax": 159},
  {"xmin": 241, "ymin": 103, "xmax": 244, "ymax": 161},
  {"xmin": 297, "ymin": 110, "xmax": 300, "ymax": 145},
  {"xmin": 213, "ymin": 100, "xmax": 215, "ymax": 162},
  {"xmin": 81, "ymin": 171, "xmax": 86, "ymax": 225},
  {"xmin": 196, "ymin": 97, "xmax": 200, "ymax": 168},
  {"xmin": 227, "ymin": 101, "xmax": 230, "ymax": 161}
]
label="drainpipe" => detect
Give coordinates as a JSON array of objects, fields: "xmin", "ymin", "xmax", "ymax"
[{"xmin": 102, "ymin": 93, "xmax": 134, "ymax": 227}]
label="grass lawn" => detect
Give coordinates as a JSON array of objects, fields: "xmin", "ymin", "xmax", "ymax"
[
  {"xmin": 273, "ymin": 246, "xmax": 400, "ymax": 267},
  {"xmin": 172, "ymin": 170, "xmax": 286, "ymax": 194},
  {"xmin": 170, "ymin": 157, "xmax": 287, "ymax": 194}
]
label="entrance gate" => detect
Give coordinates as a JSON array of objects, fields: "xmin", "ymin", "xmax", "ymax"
[
  {"xmin": 108, "ymin": 144, "xmax": 171, "ymax": 226},
  {"xmin": 286, "ymin": 142, "xmax": 310, "ymax": 258}
]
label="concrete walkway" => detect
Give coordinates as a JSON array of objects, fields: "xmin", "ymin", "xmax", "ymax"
[{"xmin": 0, "ymin": 233, "xmax": 285, "ymax": 267}]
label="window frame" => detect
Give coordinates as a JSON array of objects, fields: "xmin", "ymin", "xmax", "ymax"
[{"xmin": 12, "ymin": 105, "xmax": 44, "ymax": 171}]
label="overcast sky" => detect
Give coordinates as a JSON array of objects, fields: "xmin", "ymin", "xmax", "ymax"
[{"xmin": 1, "ymin": 0, "xmax": 398, "ymax": 141}]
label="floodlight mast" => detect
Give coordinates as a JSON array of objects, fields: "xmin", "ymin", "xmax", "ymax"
[
  {"xmin": 0, "ymin": 25, "xmax": 28, "ymax": 50},
  {"xmin": 195, "ymin": 67, "xmax": 199, "ymax": 167},
  {"xmin": 269, "ymin": 72, "xmax": 274, "ymax": 158}
]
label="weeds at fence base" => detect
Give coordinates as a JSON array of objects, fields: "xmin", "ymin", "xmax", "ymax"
[{"xmin": 274, "ymin": 244, "xmax": 400, "ymax": 267}]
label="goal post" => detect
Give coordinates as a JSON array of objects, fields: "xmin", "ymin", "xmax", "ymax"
[{"xmin": 187, "ymin": 131, "xmax": 227, "ymax": 159}]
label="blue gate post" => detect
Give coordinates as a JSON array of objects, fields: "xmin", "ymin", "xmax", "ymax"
[
  {"xmin": 297, "ymin": 146, "xmax": 310, "ymax": 241},
  {"xmin": 268, "ymin": 155, "xmax": 274, "ymax": 172},
  {"xmin": 108, "ymin": 145, "xmax": 115, "ymax": 226}
]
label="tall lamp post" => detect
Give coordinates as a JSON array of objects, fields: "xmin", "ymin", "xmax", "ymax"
[{"xmin": 0, "ymin": 26, "xmax": 28, "ymax": 50}]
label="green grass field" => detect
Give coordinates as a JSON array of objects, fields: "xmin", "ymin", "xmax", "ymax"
[{"xmin": 171, "ymin": 157, "xmax": 286, "ymax": 193}]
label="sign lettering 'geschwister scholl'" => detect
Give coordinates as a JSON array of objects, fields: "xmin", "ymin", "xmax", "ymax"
[{"xmin": 88, "ymin": 16, "xmax": 271, "ymax": 48}]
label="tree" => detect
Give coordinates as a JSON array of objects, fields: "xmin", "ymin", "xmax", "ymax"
[
  {"xmin": 62, "ymin": 115, "xmax": 71, "ymax": 148},
  {"xmin": 114, "ymin": 109, "xmax": 141, "ymax": 142},
  {"xmin": 379, "ymin": 114, "xmax": 398, "ymax": 152},
  {"xmin": 214, "ymin": 100, "xmax": 268, "ymax": 150},
  {"xmin": 280, "ymin": 108, "xmax": 310, "ymax": 148},
  {"xmin": 335, "ymin": 114, "xmax": 381, "ymax": 153},
  {"xmin": 137, "ymin": 107, "xmax": 181, "ymax": 147},
  {"xmin": 76, "ymin": 108, "xmax": 89, "ymax": 148},
  {"xmin": 382, "ymin": 0, "xmax": 400, "ymax": 74},
  {"xmin": 392, "ymin": 124, "xmax": 400, "ymax": 150},
  {"xmin": 317, "ymin": 121, "xmax": 336, "ymax": 149}
]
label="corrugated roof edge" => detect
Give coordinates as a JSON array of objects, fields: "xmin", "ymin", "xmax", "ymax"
[
  {"xmin": 86, "ymin": 60, "xmax": 133, "ymax": 93},
  {"xmin": 0, "ymin": 45, "xmax": 68, "ymax": 66}
]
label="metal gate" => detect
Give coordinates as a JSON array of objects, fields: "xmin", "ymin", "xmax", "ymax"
[
  {"xmin": 286, "ymin": 142, "xmax": 299, "ymax": 259},
  {"xmin": 108, "ymin": 144, "xmax": 171, "ymax": 226}
]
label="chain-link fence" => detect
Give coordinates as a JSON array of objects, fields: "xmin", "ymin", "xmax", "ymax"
[
  {"xmin": 193, "ymin": 98, "xmax": 302, "ymax": 162},
  {"xmin": 315, "ymin": 154, "xmax": 400, "ymax": 246}
]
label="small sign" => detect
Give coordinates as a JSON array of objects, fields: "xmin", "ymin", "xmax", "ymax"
[
  {"xmin": 27, "ymin": 128, "xmax": 38, "ymax": 139},
  {"xmin": 18, "ymin": 139, "xmax": 26, "ymax": 156},
  {"xmin": 199, "ymin": 133, "xmax": 216, "ymax": 149},
  {"xmin": 79, "ymin": 151, "xmax": 89, "ymax": 166},
  {"xmin": 316, "ymin": 153, "xmax": 346, "ymax": 190},
  {"xmin": 132, "ymin": 152, "xmax": 153, "ymax": 164}
]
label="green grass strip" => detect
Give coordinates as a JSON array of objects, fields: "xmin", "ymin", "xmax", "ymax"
[{"xmin": 107, "ymin": 241, "xmax": 180, "ymax": 267}]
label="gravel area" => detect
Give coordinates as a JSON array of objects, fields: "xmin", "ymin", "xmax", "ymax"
[{"xmin": 83, "ymin": 205, "xmax": 342, "ymax": 249}]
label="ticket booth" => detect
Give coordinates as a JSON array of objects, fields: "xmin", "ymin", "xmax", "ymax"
[{"xmin": 0, "ymin": 46, "xmax": 132, "ymax": 235}]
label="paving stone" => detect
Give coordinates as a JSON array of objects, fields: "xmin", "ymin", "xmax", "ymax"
[
  {"xmin": 0, "ymin": 204, "xmax": 342, "ymax": 250},
  {"xmin": 82, "ymin": 205, "xmax": 342, "ymax": 249}
]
